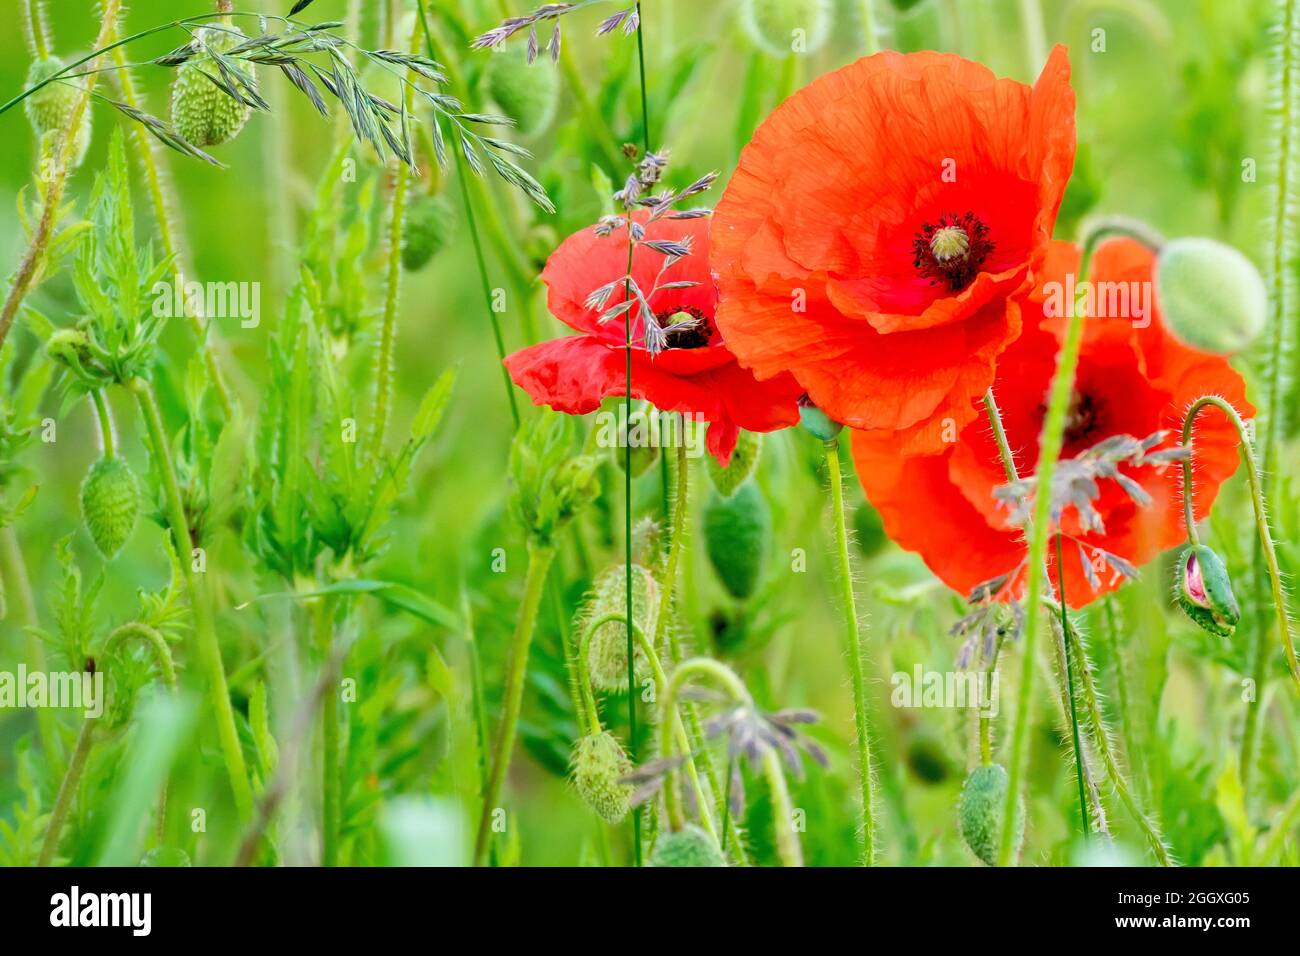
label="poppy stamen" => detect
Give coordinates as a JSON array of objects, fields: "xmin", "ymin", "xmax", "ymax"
[
  {"xmin": 912, "ymin": 211, "xmax": 994, "ymax": 292},
  {"xmin": 656, "ymin": 306, "xmax": 713, "ymax": 350}
]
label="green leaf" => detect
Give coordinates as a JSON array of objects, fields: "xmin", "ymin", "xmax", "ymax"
[
  {"xmin": 304, "ymin": 579, "xmax": 461, "ymax": 631},
  {"xmin": 411, "ymin": 367, "xmax": 456, "ymax": 443}
]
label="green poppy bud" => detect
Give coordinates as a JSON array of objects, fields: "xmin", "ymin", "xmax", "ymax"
[
  {"xmin": 797, "ymin": 396, "xmax": 843, "ymax": 442},
  {"xmin": 402, "ymin": 195, "xmax": 454, "ymax": 271},
  {"xmin": 25, "ymin": 56, "xmax": 91, "ymax": 168},
  {"xmin": 508, "ymin": 412, "xmax": 600, "ymax": 547},
  {"xmin": 582, "ymin": 564, "xmax": 659, "ymax": 693},
  {"xmin": 171, "ymin": 28, "xmax": 256, "ymax": 147},
  {"xmin": 1155, "ymin": 237, "xmax": 1267, "ymax": 355},
  {"xmin": 570, "ymin": 731, "xmax": 634, "ymax": 823},
  {"xmin": 958, "ymin": 763, "xmax": 1024, "ymax": 866},
  {"xmin": 80, "ymin": 456, "xmax": 140, "ymax": 560},
  {"xmin": 485, "ymin": 47, "xmax": 559, "ymax": 136},
  {"xmin": 703, "ymin": 482, "xmax": 771, "ymax": 600},
  {"xmin": 706, "ymin": 430, "xmax": 762, "ymax": 497},
  {"xmin": 1176, "ymin": 544, "xmax": 1239, "ymax": 637},
  {"xmin": 650, "ymin": 823, "xmax": 726, "ymax": 867},
  {"xmin": 740, "ymin": 0, "xmax": 832, "ymax": 57}
]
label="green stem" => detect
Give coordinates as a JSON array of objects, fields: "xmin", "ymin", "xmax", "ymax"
[
  {"xmin": 1181, "ymin": 396, "xmax": 1299, "ymax": 696},
  {"xmin": 91, "ymin": 390, "xmax": 115, "ymax": 458},
  {"xmin": 0, "ymin": 0, "xmax": 123, "ymax": 353},
  {"xmin": 762, "ymin": 749, "xmax": 803, "ymax": 867},
  {"xmin": 861, "ymin": 0, "xmax": 880, "ymax": 54},
  {"xmin": 1055, "ymin": 535, "xmax": 1091, "ymax": 838},
  {"xmin": 314, "ymin": 596, "xmax": 340, "ymax": 866},
  {"xmin": 104, "ymin": 621, "xmax": 178, "ymax": 688},
  {"xmin": 1019, "ymin": 0, "xmax": 1048, "ymax": 73},
  {"xmin": 824, "ymin": 438, "xmax": 876, "ymax": 866},
  {"xmin": 24, "ymin": 0, "xmax": 49, "ymax": 60},
  {"xmin": 473, "ymin": 543, "xmax": 555, "ymax": 866},
  {"xmin": 996, "ymin": 240, "xmax": 1093, "ymax": 866},
  {"xmin": 129, "ymin": 377, "xmax": 253, "ymax": 820},
  {"xmin": 38, "ymin": 716, "xmax": 97, "ymax": 866},
  {"xmin": 0, "ymin": 527, "xmax": 58, "ymax": 759}
]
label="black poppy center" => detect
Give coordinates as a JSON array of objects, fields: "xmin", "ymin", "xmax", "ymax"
[
  {"xmin": 1042, "ymin": 390, "xmax": 1100, "ymax": 449},
  {"xmin": 657, "ymin": 306, "xmax": 713, "ymax": 350},
  {"xmin": 912, "ymin": 211, "xmax": 995, "ymax": 292}
]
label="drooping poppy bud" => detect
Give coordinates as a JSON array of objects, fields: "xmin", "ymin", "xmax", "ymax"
[
  {"xmin": 1155, "ymin": 237, "xmax": 1267, "ymax": 355},
  {"xmin": 650, "ymin": 823, "xmax": 726, "ymax": 867},
  {"xmin": 705, "ymin": 430, "xmax": 761, "ymax": 497},
  {"xmin": 401, "ymin": 195, "xmax": 454, "ymax": 271},
  {"xmin": 569, "ymin": 731, "xmax": 633, "ymax": 824},
  {"xmin": 1176, "ymin": 544, "xmax": 1240, "ymax": 637},
  {"xmin": 740, "ymin": 0, "xmax": 831, "ymax": 57},
  {"xmin": 958, "ymin": 763, "xmax": 1024, "ymax": 866},
  {"xmin": 582, "ymin": 564, "xmax": 659, "ymax": 693},
  {"xmin": 484, "ymin": 47, "xmax": 558, "ymax": 136},
  {"xmin": 25, "ymin": 56, "xmax": 91, "ymax": 168},
  {"xmin": 797, "ymin": 395, "xmax": 842, "ymax": 442},
  {"xmin": 80, "ymin": 456, "xmax": 140, "ymax": 560},
  {"xmin": 703, "ymin": 482, "xmax": 771, "ymax": 600}
]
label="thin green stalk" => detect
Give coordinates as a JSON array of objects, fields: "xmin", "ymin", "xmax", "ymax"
[
  {"xmin": 996, "ymin": 245, "xmax": 1091, "ymax": 866},
  {"xmin": 0, "ymin": 0, "xmax": 124, "ymax": 352},
  {"xmin": 1099, "ymin": 597, "xmax": 1134, "ymax": 761},
  {"xmin": 314, "ymin": 596, "xmax": 340, "ymax": 867},
  {"xmin": 762, "ymin": 749, "xmax": 803, "ymax": 867},
  {"xmin": 38, "ymin": 716, "xmax": 97, "ymax": 866},
  {"xmin": 825, "ymin": 438, "xmax": 876, "ymax": 866},
  {"xmin": 1260, "ymin": 785, "xmax": 1300, "ymax": 863},
  {"xmin": 861, "ymin": 0, "xmax": 880, "ymax": 54},
  {"xmin": 129, "ymin": 377, "xmax": 253, "ymax": 820},
  {"xmin": 1056, "ymin": 535, "xmax": 1091, "ymax": 838},
  {"xmin": 24, "ymin": 0, "xmax": 49, "ymax": 60},
  {"xmin": 1181, "ymin": 395, "xmax": 1299, "ymax": 696},
  {"xmin": 1019, "ymin": 0, "xmax": 1048, "ymax": 73},
  {"xmin": 0, "ymin": 527, "xmax": 57, "ymax": 758},
  {"xmin": 91, "ymin": 390, "xmax": 115, "ymax": 458},
  {"xmin": 473, "ymin": 543, "xmax": 555, "ymax": 866},
  {"xmin": 416, "ymin": 0, "xmax": 520, "ymax": 429},
  {"xmin": 549, "ymin": 578, "xmax": 591, "ymax": 735}
]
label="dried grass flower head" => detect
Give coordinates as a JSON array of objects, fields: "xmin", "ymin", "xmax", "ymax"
[{"xmin": 711, "ymin": 47, "xmax": 1076, "ymax": 453}]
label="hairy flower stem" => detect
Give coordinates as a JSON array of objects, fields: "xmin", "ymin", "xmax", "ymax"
[
  {"xmin": 0, "ymin": 0, "xmax": 123, "ymax": 353},
  {"xmin": 661, "ymin": 658, "xmax": 801, "ymax": 866},
  {"xmin": 24, "ymin": 0, "xmax": 49, "ymax": 60},
  {"xmin": 825, "ymin": 438, "xmax": 876, "ymax": 865},
  {"xmin": 314, "ymin": 596, "xmax": 340, "ymax": 866},
  {"xmin": 129, "ymin": 377, "xmax": 253, "ymax": 820},
  {"xmin": 1055, "ymin": 536, "xmax": 1092, "ymax": 837},
  {"xmin": 38, "ymin": 716, "xmax": 97, "ymax": 866},
  {"xmin": 473, "ymin": 544, "xmax": 555, "ymax": 866}
]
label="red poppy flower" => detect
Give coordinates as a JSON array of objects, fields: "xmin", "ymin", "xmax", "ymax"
[
  {"xmin": 710, "ymin": 47, "xmax": 1076, "ymax": 453},
  {"xmin": 851, "ymin": 238, "xmax": 1253, "ymax": 607},
  {"xmin": 504, "ymin": 214, "xmax": 803, "ymax": 464}
]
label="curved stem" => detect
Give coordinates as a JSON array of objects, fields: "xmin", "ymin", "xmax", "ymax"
[
  {"xmin": 473, "ymin": 543, "xmax": 555, "ymax": 866},
  {"xmin": 24, "ymin": 0, "xmax": 49, "ymax": 60},
  {"xmin": 103, "ymin": 621, "xmax": 177, "ymax": 688},
  {"xmin": 129, "ymin": 377, "xmax": 253, "ymax": 819},
  {"xmin": 38, "ymin": 716, "xmax": 97, "ymax": 866},
  {"xmin": 761, "ymin": 749, "xmax": 803, "ymax": 867},
  {"xmin": 825, "ymin": 438, "xmax": 876, "ymax": 866},
  {"xmin": 91, "ymin": 390, "xmax": 115, "ymax": 459},
  {"xmin": 1181, "ymin": 395, "xmax": 1299, "ymax": 695}
]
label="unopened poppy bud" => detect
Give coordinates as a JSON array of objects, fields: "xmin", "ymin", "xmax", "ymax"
[
  {"xmin": 401, "ymin": 196, "xmax": 454, "ymax": 271},
  {"xmin": 25, "ymin": 56, "xmax": 91, "ymax": 168},
  {"xmin": 958, "ymin": 763, "xmax": 1024, "ymax": 866},
  {"xmin": 703, "ymin": 482, "xmax": 770, "ymax": 600},
  {"xmin": 80, "ymin": 456, "xmax": 140, "ymax": 559},
  {"xmin": 1176, "ymin": 544, "xmax": 1239, "ymax": 637},
  {"xmin": 706, "ymin": 430, "xmax": 761, "ymax": 497},
  {"xmin": 797, "ymin": 395, "xmax": 842, "ymax": 442},
  {"xmin": 1155, "ymin": 237, "xmax": 1266, "ymax": 354},
  {"xmin": 583, "ymin": 564, "xmax": 659, "ymax": 692},
  {"xmin": 740, "ymin": 0, "xmax": 831, "ymax": 57},
  {"xmin": 650, "ymin": 823, "xmax": 726, "ymax": 867},
  {"xmin": 46, "ymin": 328, "xmax": 91, "ymax": 369},
  {"xmin": 570, "ymin": 731, "xmax": 634, "ymax": 824},
  {"xmin": 170, "ymin": 28, "xmax": 256, "ymax": 147},
  {"xmin": 509, "ymin": 412, "xmax": 599, "ymax": 546},
  {"xmin": 485, "ymin": 47, "xmax": 559, "ymax": 136}
]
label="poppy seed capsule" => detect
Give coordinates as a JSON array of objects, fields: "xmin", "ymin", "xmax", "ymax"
[
  {"xmin": 583, "ymin": 564, "xmax": 659, "ymax": 693},
  {"xmin": 650, "ymin": 823, "xmax": 726, "ymax": 867},
  {"xmin": 1155, "ymin": 237, "xmax": 1267, "ymax": 355},
  {"xmin": 570, "ymin": 731, "xmax": 634, "ymax": 823},
  {"xmin": 485, "ymin": 47, "xmax": 559, "ymax": 136},
  {"xmin": 1176, "ymin": 545, "xmax": 1240, "ymax": 637},
  {"xmin": 703, "ymin": 482, "xmax": 771, "ymax": 600},
  {"xmin": 797, "ymin": 397, "xmax": 842, "ymax": 442},
  {"xmin": 958, "ymin": 763, "xmax": 1024, "ymax": 866},
  {"xmin": 402, "ymin": 196, "xmax": 454, "ymax": 271},
  {"xmin": 24, "ymin": 57, "xmax": 92, "ymax": 168},
  {"xmin": 706, "ymin": 430, "xmax": 761, "ymax": 497},
  {"xmin": 170, "ymin": 27, "xmax": 256, "ymax": 147},
  {"xmin": 80, "ymin": 456, "xmax": 140, "ymax": 560},
  {"xmin": 740, "ymin": 0, "xmax": 831, "ymax": 57}
]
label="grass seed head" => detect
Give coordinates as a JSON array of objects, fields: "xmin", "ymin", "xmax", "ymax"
[
  {"xmin": 80, "ymin": 456, "xmax": 140, "ymax": 560},
  {"xmin": 170, "ymin": 28, "xmax": 255, "ymax": 147}
]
